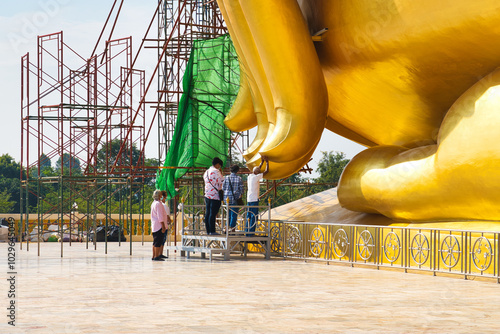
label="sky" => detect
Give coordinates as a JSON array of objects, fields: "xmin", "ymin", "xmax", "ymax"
[{"xmin": 0, "ymin": 0, "xmax": 365, "ymax": 178}]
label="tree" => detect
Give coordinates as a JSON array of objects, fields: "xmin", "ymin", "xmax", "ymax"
[
  {"xmin": 0, "ymin": 154, "xmax": 27, "ymax": 213},
  {"xmin": 0, "ymin": 188, "xmax": 14, "ymax": 213},
  {"xmin": 55, "ymin": 153, "xmax": 81, "ymax": 175},
  {"xmin": 0, "ymin": 154, "xmax": 21, "ymax": 179},
  {"xmin": 285, "ymin": 173, "xmax": 305, "ymax": 183},
  {"xmin": 143, "ymin": 157, "xmax": 159, "ymax": 187},
  {"xmin": 39, "ymin": 153, "xmax": 52, "ymax": 170},
  {"xmin": 29, "ymin": 153, "xmax": 55, "ymax": 178},
  {"xmin": 314, "ymin": 151, "xmax": 350, "ymax": 184},
  {"xmin": 96, "ymin": 139, "xmax": 141, "ymax": 174}
]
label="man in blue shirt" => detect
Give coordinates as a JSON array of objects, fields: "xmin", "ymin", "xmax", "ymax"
[{"xmin": 222, "ymin": 164, "xmax": 244, "ymax": 232}]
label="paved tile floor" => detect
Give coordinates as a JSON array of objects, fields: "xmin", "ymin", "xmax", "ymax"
[{"xmin": 1, "ymin": 242, "xmax": 499, "ymax": 333}]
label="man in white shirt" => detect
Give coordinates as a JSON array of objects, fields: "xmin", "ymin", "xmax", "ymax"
[
  {"xmin": 246, "ymin": 157, "xmax": 269, "ymax": 235},
  {"xmin": 160, "ymin": 190, "xmax": 172, "ymax": 259},
  {"xmin": 150, "ymin": 190, "xmax": 168, "ymax": 261}
]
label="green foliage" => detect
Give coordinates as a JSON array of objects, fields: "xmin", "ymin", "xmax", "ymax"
[
  {"xmin": 96, "ymin": 139, "xmax": 140, "ymax": 174},
  {"xmin": 1, "ymin": 145, "xmax": 351, "ymax": 215},
  {"xmin": 31, "ymin": 154, "xmax": 57, "ymax": 178},
  {"xmin": 256, "ymin": 152, "xmax": 350, "ymax": 208},
  {"xmin": 315, "ymin": 151, "xmax": 350, "ymax": 184},
  {"xmin": 0, "ymin": 154, "xmax": 26, "ymax": 213},
  {"xmin": 0, "ymin": 189, "xmax": 14, "ymax": 212},
  {"xmin": 285, "ymin": 173, "xmax": 305, "ymax": 183},
  {"xmin": 55, "ymin": 153, "xmax": 81, "ymax": 175},
  {"xmin": 0, "ymin": 145, "xmax": 156, "ymax": 214},
  {"xmin": 39, "ymin": 153, "xmax": 52, "ymax": 170},
  {"xmin": 142, "ymin": 157, "xmax": 159, "ymax": 187},
  {"xmin": 0, "ymin": 154, "xmax": 22, "ymax": 179}
]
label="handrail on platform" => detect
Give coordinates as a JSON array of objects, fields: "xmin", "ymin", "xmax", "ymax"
[{"xmin": 175, "ymin": 201, "xmax": 272, "ymax": 260}]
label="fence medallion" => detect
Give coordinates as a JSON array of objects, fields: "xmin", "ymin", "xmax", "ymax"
[
  {"xmin": 471, "ymin": 236, "xmax": 493, "ymax": 271},
  {"xmin": 333, "ymin": 228, "xmax": 349, "ymax": 258},
  {"xmin": 286, "ymin": 225, "xmax": 302, "ymax": 254},
  {"xmin": 440, "ymin": 235, "xmax": 461, "ymax": 268},
  {"xmin": 410, "ymin": 233, "xmax": 430, "ymax": 265},
  {"xmin": 270, "ymin": 225, "xmax": 282, "ymax": 253},
  {"xmin": 357, "ymin": 230, "xmax": 374, "ymax": 260},
  {"xmin": 309, "ymin": 227, "xmax": 325, "ymax": 256},
  {"xmin": 383, "ymin": 231, "xmax": 400, "ymax": 263}
]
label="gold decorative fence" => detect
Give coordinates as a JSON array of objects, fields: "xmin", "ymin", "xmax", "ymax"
[{"xmin": 268, "ymin": 222, "xmax": 500, "ymax": 282}]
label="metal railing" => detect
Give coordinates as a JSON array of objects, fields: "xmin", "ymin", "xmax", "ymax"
[
  {"xmin": 268, "ymin": 222, "xmax": 500, "ymax": 282},
  {"xmin": 180, "ymin": 201, "xmax": 271, "ymax": 237},
  {"xmin": 177, "ymin": 201, "xmax": 272, "ymax": 258}
]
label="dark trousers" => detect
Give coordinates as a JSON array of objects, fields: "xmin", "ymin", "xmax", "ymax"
[
  {"xmin": 204, "ymin": 197, "xmax": 221, "ymax": 234},
  {"xmin": 228, "ymin": 204, "xmax": 238, "ymax": 228}
]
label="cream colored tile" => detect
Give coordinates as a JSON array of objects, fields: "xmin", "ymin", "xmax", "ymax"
[{"xmin": 0, "ymin": 242, "xmax": 499, "ymax": 333}]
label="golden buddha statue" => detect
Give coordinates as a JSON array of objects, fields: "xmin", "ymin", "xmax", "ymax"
[{"xmin": 217, "ymin": 0, "xmax": 500, "ymax": 222}]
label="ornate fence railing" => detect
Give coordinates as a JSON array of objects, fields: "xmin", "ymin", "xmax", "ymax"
[
  {"xmin": 267, "ymin": 221, "xmax": 500, "ymax": 282},
  {"xmin": 180, "ymin": 202, "xmax": 271, "ymax": 237}
]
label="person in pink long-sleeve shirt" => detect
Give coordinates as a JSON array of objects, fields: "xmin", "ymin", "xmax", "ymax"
[{"xmin": 151, "ymin": 190, "xmax": 167, "ymax": 261}]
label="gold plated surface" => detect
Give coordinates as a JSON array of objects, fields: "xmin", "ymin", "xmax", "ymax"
[
  {"xmin": 218, "ymin": 0, "xmax": 500, "ymax": 221},
  {"xmin": 339, "ymin": 69, "xmax": 500, "ymax": 221},
  {"xmin": 219, "ymin": 0, "xmax": 327, "ymax": 175}
]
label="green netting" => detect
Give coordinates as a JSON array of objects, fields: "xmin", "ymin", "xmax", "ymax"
[{"xmin": 156, "ymin": 34, "xmax": 240, "ymax": 199}]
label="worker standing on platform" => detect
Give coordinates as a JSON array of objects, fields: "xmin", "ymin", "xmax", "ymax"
[
  {"xmin": 203, "ymin": 157, "xmax": 224, "ymax": 235},
  {"xmin": 222, "ymin": 164, "xmax": 244, "ymax": 232},
  {"xmin": 246, "ymin": 157, "xmax": 269, "ymax": 236},
  {"xmin": 151, "ymin": 190, "xmax": 167, "ymax": 261}
]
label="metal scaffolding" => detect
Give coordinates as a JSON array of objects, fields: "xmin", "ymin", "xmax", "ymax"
[
  {"xmin": 19, "ymin": 0, "xmax": 319, "ymax": 256},
  {"xmin": 151, "ymin": 0, "xmax": 235, "ymax": 160},
  {"xmin": 150, "ymin": 0, "xmax": 249, "ymax": 207},
  {"xmin": 18, "ymin": 0, "xmax": 248, "ymax": 255},
  {"xmin": 20, "ymin": 28, "xmax": 149, "ymax": 255}
]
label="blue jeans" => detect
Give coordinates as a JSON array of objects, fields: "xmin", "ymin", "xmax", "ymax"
[
  {"xmin": 228, "ymin": 202, "xmax": 238, "ymax": 229},
  {"xmin": 246, "ymin": 201, "xmax": 259, "ymax": 235},
  {"xmin": 204, "ymin": 197, "xmax": 221, "ymax": 234}
]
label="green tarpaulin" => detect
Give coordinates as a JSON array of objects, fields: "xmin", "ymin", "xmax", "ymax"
[{"xmin": 156, "ymin": 34, "xmax": 240, "ymax": 199}]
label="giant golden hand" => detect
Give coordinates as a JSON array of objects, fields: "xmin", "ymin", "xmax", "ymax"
[
  {"xmin": 218, "ymin": 0, "xmax": 328, "ymax": 179},
  {"xmin": 218, "ymin": 0, "xmax": 500, "ymax": 221}
]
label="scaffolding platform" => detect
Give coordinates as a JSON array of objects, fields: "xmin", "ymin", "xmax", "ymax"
[
  {"xmin": 172, "ymin": 233, "xmax": 270, "ymax": 261},
  {"xmin": 167, "ymin": 204, "xmax": 272, "ymax": 261}
]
